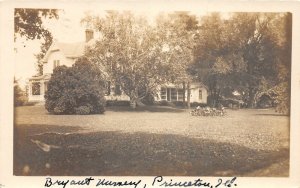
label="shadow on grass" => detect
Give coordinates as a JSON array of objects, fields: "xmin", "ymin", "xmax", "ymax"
[
  {"xmin": 254, "ymin": 113, "xmax": 289, "ymax": 117},
  {"xmin": 15, "ymin": 105, "xmax": 187, "ymax": 116},
  {"xmin": 106, "ymin": 105, "xmax": 186, "ymax": 113},
  {"xmin": 14, "ymin": 125, "xmax": 289, "ymax": 177},
  {"xmin": 14, "ymin": 124, "xmax": 83, "ymax": 136}
]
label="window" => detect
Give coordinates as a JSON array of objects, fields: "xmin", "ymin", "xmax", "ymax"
[
  {"xmin": 32, "ymin": 82, "xmax": 41, "ymax": 95},
  {"xmin": 114, "ymin": 84, "xmax": 122, "ymax": 95},
  {"xmin": 199, "ymin": 89, "xmax": 202, "ymax": 100},
  {"xmin": 160, "ymin": 87, "xmax": 167, "ymax": 100},
  {"xmin": 171, "ymin": 88, "xmax": 177, "ymax": 101},
  {"xmin": 53, "ymin": 60, "xmax": 60, "ymax": 69},
  {"xmin": 177, "ymin": 89, "xmax": 184, "ymax": 101},
  {"xmin": 161, "ymin": 88, "xmax": 184, "ymax": 101}
]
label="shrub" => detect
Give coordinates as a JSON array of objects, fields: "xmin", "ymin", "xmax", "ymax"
[
  {"xmin": 141, "ymin": 94, "xmax": 155, "ymax": 105},
  {"xmin": 14, "ymin": 95, "xmax": 28, "ymax": 106},
  {"xmin": 106, "ymin": 100, "xmax": 130, "ymax": 106},
  {"xmin": 257, "ymin": 94, "xmax": 274, "ymax": 108},
  {"xmin": 75, "ymin": 106, "xmax": 91, "ymax": 115},
  {"xmin": 190, "ymin": 102, "xmax": 207, "ymax": 108},
  {"xmin": 158, "ymin": 100, "xmax": 175, "ymax": 107},
  {"xmin": 139, "ymin": 88, "xmax": 157, "ymax": 105},
  {"xmin": 159, "ymin": 100, "xmax": 169, "ymax": 106},
  {"xmin": 172, "ymin": 101, "xmax": 184, "ymax": 107},
  {"xmin": 45, "ymin": 57, "xmax": 106, "ymax": 115},
  {"xmin": 273, "ymin": 81, "xmax": 290, "ymax": 114},
  {"xmin": 14, "ymin": 79, "xmax": 28, "ymax": 106},
  {"xmin": 157, "ymin": 101, "xmax": 207, "ymax": 108}
]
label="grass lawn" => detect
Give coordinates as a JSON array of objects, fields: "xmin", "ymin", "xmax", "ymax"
[{"xmin": 14, "ymin": 105, "xmax": 290, "ymax": 176}]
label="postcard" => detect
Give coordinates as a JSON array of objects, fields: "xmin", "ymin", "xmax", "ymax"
[{"xmin": 0, "ymin": 1, "xmax": 300, "ymax": 188}]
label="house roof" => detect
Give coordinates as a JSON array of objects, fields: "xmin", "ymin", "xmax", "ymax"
[
  {"xmin": 56, "ymin": 42, "xmax": 86, "ymax": 58},
  {"xmin": 28, "ymin": 73, "xmax": 51, "ymax": 81},
  {"xmin": 42, "ymin": 39, "xmax": 96, "ymax": 63}
]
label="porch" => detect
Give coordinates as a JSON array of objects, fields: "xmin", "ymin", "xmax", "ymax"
[
  {"xmin": 158, "ymin": 83, "xmax": 208, "ymax": 103},
  {"xmin": 27, "ymin": 74, "xmax": 50, "ymax": 102}
]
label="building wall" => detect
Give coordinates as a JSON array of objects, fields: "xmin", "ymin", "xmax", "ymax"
[
  {"xmin": 33, "ymin": 48, "xmax": 208, "ymax": 104},
  {"xmin": 156, "ymin": 83, "xmax": 208, "ymax": 104},
  {"xmin": 189, "ymin": 87, "xmax": 208, "ymax": 103},
  {"xmin": 28, "ymin": 80, "xmax": 47, "ymax": 102},
  {"xmin": 28, "ymin": 81, "xmax": 207, "ymax": 104},
  {"xmin": 43, "ymin": 51, "xmax": 75, "ymax": 74}
]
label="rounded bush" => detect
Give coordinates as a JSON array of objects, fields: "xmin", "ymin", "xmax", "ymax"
[
  {"xmin": 45, "ymin": 57, "xmax": 106, "ymax": 115},
  {"xmin": 75, "ymin": 106, "xmax": 91, "ymax": 115}
]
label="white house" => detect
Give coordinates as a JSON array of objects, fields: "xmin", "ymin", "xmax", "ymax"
[
  {"xmin": 156, "ymin": 83, "xmax": 208, "ymax": 103},
  {"xmin": 27, "ymin": 30, "xmax": 208, "ymax": 104}
]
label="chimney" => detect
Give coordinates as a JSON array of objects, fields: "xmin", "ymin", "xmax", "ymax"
[{"xmin": 85, "ymin": 29, "xmax": 94, "ymax": 42}]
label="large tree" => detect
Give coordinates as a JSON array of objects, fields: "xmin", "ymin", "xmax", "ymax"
[
  {"xmin": 14, "ymin": 8, "xmax": 59, "ymax": 40},
  {"xmin": 222, "ymin": 13, "xmax": 291, "ymax": 110},
  {"xmin": 257, "ymin": 13, "xmax": 292, "ymax": 113},
  {"xmin": 193, "ymin": 12, "xmax": 291, "ymax": 112},
  {"xmin": 192, "ymin": 13, "xmax": 228, "ymax": 107},
  {"xmin": 34, "ymin": 31, "xmax": 53, "ymax": 75},
  {"xmin": 155, "ymin": 12, "xmax": 198, "ymax": 108},
  {"xmin": 83, "ymin": 11, "xmax": 195, "ymax": 108},
  {"xmin": 15, "ymin": 9, "xmax": 59, "ymax": 75}
]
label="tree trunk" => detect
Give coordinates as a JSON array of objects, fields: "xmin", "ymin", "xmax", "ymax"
[
  {"xmin": 182, "ymin": 82, "xmax": 186, "ymax": 108},
  {"xmin": 187, "ymin": 81, "xmax": 191, "ymax": 109},
  {"xmin": 130, "ymin": 88, "xmax": 138, "ymax": 109},
  {"xmin": 248, "ymin": 88, "xmax": 256, "ymax": 108}
]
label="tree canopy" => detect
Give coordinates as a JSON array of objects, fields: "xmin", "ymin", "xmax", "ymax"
[
  {"xmin": 82, "ymin": 11, "xmax": 198, "ymax": 108},
  {"xmin": 82, "ymin": 11, "xmax": 291, "ymax": 113},
  {"xmin": 14, "ymin": 8, "xmax": 59, "ymax": 40},
  {"xmin": 15, "ymin": 8, "xmax": 59, "ymax": 75},
  {"xmin": 192, "ymin": 12, "xmax": 291, "ymax": 113}
]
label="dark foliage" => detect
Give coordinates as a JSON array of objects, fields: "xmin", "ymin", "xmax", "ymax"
[
  {"xmin": 257, "ymin": 94, "xmax": 274, "ymax": 109},
  {"xmin": 190, "ymin": 102, "xmax": 207, "ymax": 108},
  {"xmin": 157, "ymin": 101, "xmax": 206, "ymax": 108},
  {"xmin": 75, "ymin": 105, "xmax": 92, "ymax": 115},
  {"xmin": 106, "ymin": 100, "xmax": 130, "ymax": 107},
  {"xmin": 34, "ymin": 32, "xmax": 53, "ymax": 75},
  {"xmin": 140, "ymin": 91, "xmax": 156, "ymax": 105},
  {"xmin": 14, "ymin": 8, "xmax": 59, "ymax": 40},
  {"xmin": 192, "ymin": 13, "xmax": 291, "ymax": 113},
  {"xmin": 171, "ymin": 101, "xmax": 184, "ymax": 107},
  {"xmin": 45, "ymin": 57, "xmax": 106, "ymax": 115},
  {"xmin": 158, "ymin": 100, "xmax": 175, "ymax": 107},
  {"xmin": 14, "ymin": 79, "xmax": 28, "ymax": 106}
]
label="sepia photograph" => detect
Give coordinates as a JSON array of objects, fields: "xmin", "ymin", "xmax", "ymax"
[{"xmin": 12, "ymin": 7, "xmax": 293, "ymax": 178}]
